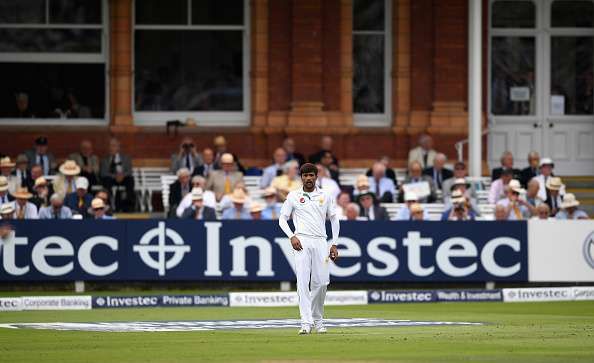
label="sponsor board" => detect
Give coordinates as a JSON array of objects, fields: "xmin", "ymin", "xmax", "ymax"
[
  {"xmin": 92, "ymin": 294, "xmax": 229, "ymax": 308},
  {"xmin": 0, "ymin": 318, "xmax": 483, "ymax": 332},
  {"xmin": 436, "ymin": 290, "xmax": 502, "ymax": 302},
  {"xmin": 572, "ymin": 287, "xmax": 594, "ymax": 301},
  {"xmin": 21, "ymin": 296, "xmax": 92, "ymax": 310},
  {"xmin": 502, "ymin": 287, "xmax": 573, "ymax": 302},
  {"xmin": 368, "ymin": 290, "xmax": 436, "ymax": 304},
  {"xmin": 0, "ymin": 298, "xmax": 23, "ymax": 311},
  {"xmin": 229, "ymin": 291, "xmax": 368, "ymax": 307}
]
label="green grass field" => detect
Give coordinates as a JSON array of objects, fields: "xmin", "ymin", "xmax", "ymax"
[{"xmin": 1, "ymin": 299, "xmax": 593, "ymax": 362}]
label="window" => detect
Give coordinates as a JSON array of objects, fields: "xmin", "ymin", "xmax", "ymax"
[
  {"xmin": 0, "ymin": 0, "xmax": 107, "ymax": 123},
  {"xmin": 491, "ymin": 1, "xmax": 535, "ymax": 28},
  {"xmin": 352, "ymin": 0, "xmax": 391, "ymax": 126},
  {"xmin": 134, "ymin": 0, "xmax": 249, "ymax": 126},
  {"xmin": 551, "ymin": 0, "xmax": 594, "ymax": 28}
]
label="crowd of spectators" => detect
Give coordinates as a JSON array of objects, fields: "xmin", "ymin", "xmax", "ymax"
[{"xmin": 0, "ymin": 134, "xmax": 589, "ymax": 221}]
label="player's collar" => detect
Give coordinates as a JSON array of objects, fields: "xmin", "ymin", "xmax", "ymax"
[{"xmin": 301, "ymin": 186, "xmax": 320, "ymax": 197}]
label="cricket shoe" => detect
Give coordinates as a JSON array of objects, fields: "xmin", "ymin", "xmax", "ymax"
[
  {"xmin": 298, "ymin": 324, "xmax": 311, "ymax": 335},
  {"xmin": 314, "ymin": 321, "xmax": 327, "ymax": 334}
]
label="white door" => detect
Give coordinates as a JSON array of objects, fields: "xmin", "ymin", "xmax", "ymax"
[{"xmin": 488, "ymin": 0, "xmax": 594, "ymax": 175}]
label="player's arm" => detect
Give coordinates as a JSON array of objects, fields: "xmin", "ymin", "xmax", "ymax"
[
  {"xmin": 279, "ymin": 195, "xmax": 302, "ymax": 251},
  {"xmin": 327, "ymin": 195, "xmax": 340, "ymax": 261}
]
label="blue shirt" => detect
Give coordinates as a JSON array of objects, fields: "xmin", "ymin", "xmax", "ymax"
[
  {"xmin": 39, "ymin": 206, "xmax": 73, "ymax": 219},
  {"xmin": 556, "ymin": 209, "xmax": 589, "ymax": 220},
  {"xmin": 367, "ymin": 177, "xmax": 396, "ymax": 200},
  {"xmin": 261, "ymin": 204, "xmax": 282, "ymax": 220},
  {"xmin": 221, "ymin": 206, "xmax": 251, "ymax": 220}
]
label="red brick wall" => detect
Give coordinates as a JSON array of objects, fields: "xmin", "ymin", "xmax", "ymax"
[
  {"xmin": 322, "ymin": 0, "xmax": 341, "ymax": 111},
  {"xmin": 268, "ymin": 0, "xmax": 292, "ymax": 111},
  {"xmin": 411, "ymin": 0, "xmax": 434, "ymax": 111}
]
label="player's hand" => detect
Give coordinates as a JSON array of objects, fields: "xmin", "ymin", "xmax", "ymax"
[
  {"xmin": 329, "ymin": 245, "xmax": 339, "ymax": 261},
  {"xmin": 290, "ymin": 236, "xmax": 303, "ymax": 251}
]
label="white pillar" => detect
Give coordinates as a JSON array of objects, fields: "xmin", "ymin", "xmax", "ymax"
[{"xmin": 468, "ymin": 0, "xmax": 482, "ymax": 177}]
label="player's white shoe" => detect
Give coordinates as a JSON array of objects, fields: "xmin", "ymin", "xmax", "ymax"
[
  {"xmin": 314, "ymin": 321, "xmax": 327, "ymax": 334},
  {"xmin": 298, "ymin": 324, "xmax": 311, "ymax": 335}
]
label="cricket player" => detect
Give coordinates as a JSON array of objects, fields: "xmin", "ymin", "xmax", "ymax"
[{"xmin": 278, "ymin": 163, "xmax": 340, "ymax": 335}]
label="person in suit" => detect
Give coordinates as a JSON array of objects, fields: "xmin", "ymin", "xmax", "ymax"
[
  {"xmin": 53, "ymin": 160, "xmax": 80, "ymax": 198},
  {"xmin": 408, "ymin": 134, "xmax": 437, "ymax": 169},
  {"xmin": 24, "ymin": 136, "xmax": 57, "ymax": 175},
  {"xmin": 39, "ymin": 193, "xmax": 73, "ymax": 219},
  {"xmin": 206, "ymin": 153, "xmax": 244, "ymax": 201},
  {"xmin": 260, "ymin": 147, "xmax": 287, "ymax": 188},
  {"xmin": 168, "ymin": 168, "xmax": 192, "ymax": 217},
  {"xmin": 99, "ymin": 138, "xmax": 135, "ymax": 212},
  {"xmin": 357, "ymin": 191, "xmax": 389, "ymax": 221},
  {"xmin": 192, "ymin": 148, "xmax": 216, "ymax": 179},
  {"xmin": 181, "ymin": 189, "xmax": 217, "ymax": 220},
  {"xmin": 491, "ymin": 151, "xmax": 521, "ymax": 181},
  {"xmin": 176, "ymin": 179, "xmax": 217, "ymax": 218},
  {"xmin": 212, "ymin": 135, "xmax": 245, "ymax": 173},
  {"xmin": 64, "ymin": 177, "xmax": 93, "ymax": 218},
  {"xmin": 367, "ymin": 162, "xmax": 396, "ymax": 203},
  {"xmin": 282, "ymin": 137, "xmax": 305, "ymax": 166},
  {"xmin": 398, "ymin": 160, "xmax": 437, "ymax": 203},
  {"xmin": 319, "ymin": 151, "xmax": 340, "ymax": 186},
  {"xmin": 12, "ymin": 154, "xmax": 30, "ymax": 189},
  {"xmin": 170, "ymin": 137, "xmax": 203, "ymax": 174},
  {"xmin": 26, "ymin": 164, "xmax": 44, "ymax": 193},
  {"xmin": 519, "ymin": 151, "xmax": 540, "ymax": 187},
  {"xmin": 30, "ymin": 177, "xmax": 51, "ymax": 209},
  {"xmin": 532, "ymin": 158, "xmax": 565, "ymax": 202},
  {"xmin": 366, "ymin": 156, "xmax": 397, "ymax": 185},
  {"xmin": 544, "ymin": 176, "xmax": 564, "ymax": 217},
  {"xmin": 308, "ymin": 135, "xmax": 339, "ymax": 166},
  {"xmin": 422, "ymin": 153, "xmax": 453, "ymax": 192},
  {"xmin": 0, "ymin": 176, "xmax": 15, "ymax": 205},
  {"xmin": 69, "ymin": 140, "xmax": 100, "ymax": 187}
]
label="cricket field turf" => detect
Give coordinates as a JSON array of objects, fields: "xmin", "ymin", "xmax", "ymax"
[{"xmin": 1, "ymin": 300, "xmax": 593, "ymax": 362}]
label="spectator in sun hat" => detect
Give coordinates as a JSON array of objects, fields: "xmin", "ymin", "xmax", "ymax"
[
  {"xmin": 0, "ymin": 157, "xmax": 19, "ymax": 195},
  {"xmin": 24, "ymin": 136, "xmax": 56, "ymax": 175},
  {"xmin": 532, "ymin": 204, "xmax": 552, "ymax": 220},
  {"xmin": 53, "ymin": 160, "xmax": 80, "ymax": 198},
  {"xmin": 90, "ymin": 198, "xmax": 115, "ymax": 220},
  {"xmin": 0, "ymin": 203, "xmax": 15, "ymax": 220},
  {"xmin": 181, "ymin": 188, "xmax": 217, "ymax": 221},
  {"xmin": 395, "ymin": 191, "xmax": 430, "ymax": 221},
  {"xmin": 93, "ymin": 189, "xmax": 113, "ymax": 217},
  {"xmin": 556, "ymin": 193, "xmax": 589, "ymax": 220},
  {"xmin": 0, "ymin": 176, "xmax": 14, "ymax": 205},
  {"xmin": 261, "ymin": 186, "xmax": 282, "ymax": 220},
  {"xmin": 206, "ymin": 152, "xmax": 244, "ymax": 202},
  {"xmin": 39, "ymin": 193, "xmax": 72, "ymax": 220},
  {"xmin": 357, "ymin": 191, "xmax": 389, "ymax": 221},
  {"xmin": 409, "ymin": 203, "xmax": 425, "ymax": 221},
  {"xmin": 544, "ymin": 176, "xmax": 564, "ymax": 216},
  {"xmin": 533, "ymin": 158, "xmax": 564, "ymax": 201},
  {"xmin": 445, "ymin": 178, "xmax": 481, "ymax": 217},
  {"xmin": 65, "ymin": 176, "xmax": 93, "ymax": 218},
  {"xmin": 496, "ymin": 179, "xmax": 531, "ymax": 220},
  {"xmin": 12, "ymin": 154, "xmax": 30, "ymax": 189},
  {"xmin": 176, "ymin": 176, "xmax": 216, "ymax": 217},
  {"xmin": 488, "ymin": 168, "xmax": 514, "ymax": 204},
  {"xmin": 250, "ymin": 202, "xmax": 265, "ymax": 220},
  {"xmin": 221, "ymin": 188, "xmax": 251, "ymax": 220},
  {"xmin": 441, "ymin": 190, "xmax": 477, "ymax": 221},
  {"xmin": 30, "ymin": 177, "xmax": 51, "ymax": 209},
  {"xmin": 10, "ymin": 187, "xmax": 38, "ymax": 219}
]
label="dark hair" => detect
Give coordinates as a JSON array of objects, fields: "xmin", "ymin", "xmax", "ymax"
[
  {"xmin": 454, "ymin": 161, "xmax": 466, "ymax": 169},
  {"xmin": 300, "ymin": 163, "xmax": 318, "ymax": 176}
]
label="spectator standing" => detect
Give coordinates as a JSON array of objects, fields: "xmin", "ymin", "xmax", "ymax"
[
  {"xmin": 0, "ymin": 176, "xmax": 14, "ymax": 204},
  {"xmin": 213, "ymin": 135, "xmax": 245, "ymax": 173},
  {"xmin": 100, "ymin": 138, "xmax": 135, "ymax": 212},
  {"xmin": 168, "ymin": 168, "xmax": 192, "ymax": 217},
  {"xmin": 12, "ymin": 154, "xmax": 30, "ymax": 189},
  {"xmin": 308, "ymin": 135, "xmax": 339, "ymax": 167},
  {"xmin": 399, "ymin": 161, "xmax": 436, "ymax": 203},
  {"xmin": 24, "ymin": 136, "xmax": 56, "ymax": 175},
  {"xmin": 53, "ymin": 160, "xmax": 80, "ymax": 198},
  {"xmin": 282, "ymin": 137, "xmax": 305, "ymax": 166},
  {"xmin": 408, "ymin": 134, "xmax": 436, "ymax": 169},
  {"xmin": 544, "ymin": 177, "xmax": 564, "ymax": 216},
  {"xmin": 90, "ymin": 198, "xmax": 115, "ymax": 220},
  {"xmin": 206, "ymin": 153, "xmax": 244, "ymax": 201},
  {"xmin": 395, "ymin": 192, "xmax": 430, "ymax": 221},
  {"xmin": 193, "ymin": 148, "xmax": 216, "ymax": 178},
  {"xmin": 0, "ymin": 157, "xmax": 19, "ymax": 194},
  {"xmin": 520, "ymin": 151, "xmax": 540, "ymax": 187},
  {"xmin": 65, "ymin": 177, "xmax": 92, "ymax": 218},
  {"xmin": 423, "ymin": 153, "xmax": 452, "ymax": 192},
  {"xmin": 170, "ymin": 137, "xmax": 203, "ymax": 174},
  {"xmin": 39, "ymin": 194, "xmax": 72, "ymax": 219},
  {"xmin": 533, "ymin": 158, "xmax": 565, "ymax": 202},
  {"xmin": 357, "ymin": 191, "xmax": 389, "ymax": 221},
  {"xmin": 491, "ymin": 151, "xmax": 521, "ymax": 181},
  {"xmin": 496, "ymin": 180, "xmax": 531, "ymax": 220},
  {"xmin": 181, "ymin": 189, "xmax": 217, "ymax": 220},
  {"xmin": 488, "ymin": 168, "xmax": 514, "ymax": 204},
  {"xmin": 366, "ymin": 156, "xmax": 397, "ymax": 185},
  {"xmin": 221, "ymin": 189, "xmax": 250, "ymax": 220},
  {"xmin": 176, "ymin": 177, "xmax": 216, "ymax": 217},
  {"xmin": 368, "ymin": 162, "xmax": 396, "ymax": 203},
  {"xmin": 556, "ymin": 194, "xmax": 589, "ymax": 220},
  {"xmin": 260, "ymin": 148, "xmax": 287, "ymax": 188},
  {"xmin": 315, "ymin": 164, "xmax": 341, "ymax": 202},
  {"xmin": 11, "ymin": 188, "xmax": 38, "ymax": 219},
  {"xmin": 261, "ymin": 187, "xmax": 282, "ymax": 220},
  {"xmin": 69, "ymin": 140, "xmax": 100, "ymax": 187}
]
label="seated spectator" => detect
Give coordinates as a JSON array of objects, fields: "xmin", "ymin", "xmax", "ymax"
[
  {"xmin": 335, "ymin": 191, "xmax": 351, "ymax": 220},
  {"xmin": 399, "ymin": 161, "xmax": 436, "ymax": 203},
  {"xmin": 520, "ymin": 151, "xmax": 540, "ymax": 187},
  {"xmin": 357, "ymin": 191, "xmax": 389, "ymax": 221},
  {"xmin": 525, "ymin": 179, "xmax": 543, "ymax": 208},
  {"xmin": 423, "ymin": 153, "xmax": 452, "ymax": 192},
  {"xmin": 213, "ymin": 135, "xmax": 245, "ymax": 173},
  {"xmin": 12, "ymin": 154, "xmax": 30, "ymax": 189},
  {"xmin": 260, "ymin": 148, "xmax": 287, "ymax": 188},
  {"xmin": 315, "ymin": 164, "xmax": 340, "ymax": 201},
  {"xmin": 544, "ymin": 176, "xmax": 564, "ymax": 216},
  {"xmin": 219, "ymin": 181, "xmax": 252, "ymax": 211},
  {"xmin": 0, "ymin": 203, "xmax": 14, "ymax": 220},
  {"xmin": 181, "ymin": 189, "xmax": 217, "ymax": 220},
  {"xmin": 494, "ymin": 204, "xmax": 508, "ymax": 221},
  {"xmin": 93, "ymin": 189, "xmax": 114, "ymax": 217},
  {"xmin": 53, "ymin": 160, "xmax": 80, "ymax": 198},
  {"xmin": 395, "ymin": 192, "xmax": 430, "ymax": 221},
  {"xmin": 408, "ymin": 134, "xmax": 436, "ymax": 169},
  {"xmin": 176, "ymin": 176, "xmax": 216, "ymax": 217},
  {"xmin": 368, "ymin": 162, "xmax": 396, "ymax": 203},
  {"xmin": 366, "ymin": 156, "xmax": 397, "ymax": 185},
  {"xmin": 12, "ymin": 92, "xmax": 35, "ymax": 118},
  {"xmin": 532, "ymin": 204, "xmax": 552, "ymax": 220},
  {"xmin": 170, "ymin": 137, "xmax": 203, "ymax": 174},
  {"xmin": 39, "ymin": 193, "xmax": 73, "ymax": 219},
  {"xmin": 11, "ymin": 187, "xmax": 38, "ymax": 219},
  {"xmin": 442, "ymin": 162, "xmax": 471, "ymax": 200},
  {"xmin": 488, "ymin": 168, "xmax": 514, "ymax": 204},
  {"xmin": 26, "ymin": 164, "xmax": 45, "ymax": 193},
  {"xmin": 353, "ymin": 174, "xmax": 371, "ymax": 199},
  {"xmin": 533, "ymin": 158, "xmax": 565, "ymax": 202},
  {"xmin": 345, "ymin": 203, "xmax": 366, "ymax": 221},
  {"xmin": 410, "ymin": 203, "xmax": 425, "ymax": 221},
  {"xmin": 309, "ymin": 135, "xmax": 339, "ymax": 167},
  {"xmin": 30, "ymin": 177, "xmax": 51, "ymax": 209},
  {"xmin": 319, "ymin": 151, "xmax": 340, "ymax": 185},
  {"xmin": 496, "ymin": 180, "xmax": 531, "ymax": 220},
  {"xmin": 556, "ymin": 193, "xmax": 589, "ymax": 220},
  {"xmin": 193, "ymin": 148, "xmax": 216, "ymax": 178},
  {"xmin": 69, "ymin": 140, "xmax": 100, "ymax": 187},
  {"xmin": 65, "ymin": 177, "xmax": 92, "ymax": 218},
  {"xmin": 491, "ymin": 151, "xmax": 521, "ymax": 181},
  {"xmin": 0, "ymin": 176, "xmax": 14, "ymax": 205},
  {"xmin": 90, "ymin": 198, "xmax": 115, "ymax": 220},
  {"xmin": 441, "ymin": 190, "xmax": 477, "ymax": 221},
  {"xmin": 261, "ymin": 187, "xmax": 282, "ymax": 220},
  {"xmin": 168, "ymin": 168, "xmax": 192, "ymax": 217},
  {"xmin": 282, "ymin": 137, "xmax": 305, "ymax": 166},
  {"xmin": 0, "ymin": 157, "xmax": 19, "ymax": 195},
  {"xmin": 446, "ymin": 178, "xmax": 481, "ymax": 216},
  {"xmin": 250, "ymin": 203, "xmax": 264, "ymax": 220},
  {"xmin": 24, "ymin": 136, "xmax": 56, "ymax": 175},
  {"xmin": 206, "ymin": 153, "xmax": 244, "ymax": 201},
  {"xmin": 100, "ymin": 138, "xmax": 135, "ymax": 212},
  {"xmin": 221, "ymin": 188, "xmax": 251, "ymax": 220},
  {"xmin": 271, "ymin": 160, "xmax": 302, "ymax": 201}
]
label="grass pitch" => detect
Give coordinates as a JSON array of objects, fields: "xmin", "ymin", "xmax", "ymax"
[{"xmin": 0, "ymin": 299, "xmax": 593, "ymax": 362}]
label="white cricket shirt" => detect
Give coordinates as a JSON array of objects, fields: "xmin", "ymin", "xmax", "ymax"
[{"xmin": 280, "ymin": 186, "xmax": 336, "ymax": 239}]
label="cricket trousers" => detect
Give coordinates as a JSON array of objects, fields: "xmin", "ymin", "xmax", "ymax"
[{"xmin": 294, "ymin": 235, "xmax": 331, "ymax": 326}]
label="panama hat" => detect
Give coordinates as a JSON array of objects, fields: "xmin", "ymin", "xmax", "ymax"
[
  {"xmin": 451, "ymin": 178, "xmax": 470, "ymax": 190},
  {"xmin": 0, "ymin": 203, "xmax": 15, "ymax": 215},
  {"xmin": 91, "ymin": 198, "xmax": 105, "ymax": 210},
  {"xmin": 356, "ymin": 175, "xmax": 370, "ymax": 189},
  {"xmin": 191, "ymin": 189, "xmax": 204, "ymax": 201},
  {"xmin": 59, "ymin": 160, "xmax": 81, "ymax": 176},
  {"xmin": 12, "ymin": 187, "xmax": 32, "ymax": 199},
  {"xmin": 507, "ymin": 179, "xmax": 524, "ymax": 194},
  {"xmin": 263, "ymin": 187, "xmax": 277, "ymax": 197},
  {"xmin": 34, "ymin": 177, "xmax": 48, "ymax": 188},
  {"xmin": 75, "ymin": 177, "xmax": 89, "ymax": 190},
  {"xmin": 545, "ymin": 177, "xmax": 563, "ymax": 191},
  {"xmin": 250, "ymin": 202, "xmax": 264, "ymax": 213},
  {"xmin": 561, "ymin": 193, "xmax": 580, "ymax": 209},
  {"xmin": 230, "ymin": 188, "xmax": 247, "ymax": 204},
  {"xmin": 0, "ymin": 157, "xmax": 15, "ymax": 168},
  {"xmin": 539, "ymin": 158, "xmax": 554, "ymax": 167},
  {"xmin": 357, "ymin": 190, "xmax": 376, "ymax": 202},
  {"xmin": 451, "ymin": 189, "xmax": 466, "ymax": 204},
  {"xmin": 0, "ymin": 176, "xmax": 8, "ymax": 192}
]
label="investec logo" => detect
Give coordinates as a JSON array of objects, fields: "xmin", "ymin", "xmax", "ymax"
[
  {"xmin": 584, "ymin": 231, "xmax": 594, "ymax": 269},
  {"xmin": 133, "ymin": 222, "xmax": 190, "ymax": 276}
]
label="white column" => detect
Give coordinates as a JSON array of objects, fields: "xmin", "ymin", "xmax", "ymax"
[{"xmin": 468, "ymin": 0, "xmax": 482, "ymax": 177}]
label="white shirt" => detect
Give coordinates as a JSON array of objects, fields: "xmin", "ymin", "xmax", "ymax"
[
  {"xmin": 11, "ymin": 201, "xmax": 39, "ymax": 219},
  {"xmin": 280, "ymin": 187, "xmax": 336, "ymax": 239},
  {"xmin": 533, "ymin": 174, "xmax": 566, "ymax": 201},
  {"xmin": 316, "ymin": 177, "xmax": 341, "ymax": 201},
  {"xmin": 175, "ymin": 190, "xmax": 216, "ymax": 217}
]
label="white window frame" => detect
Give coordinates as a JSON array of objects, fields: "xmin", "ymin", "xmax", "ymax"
[
  {"xmin": 353, "ymin": 0, "xmax": 392, "ymax": 128},
  {"xmin": 132, "ymin": 0, "xmax": 251, "ymax": 127},
  {"xmin": 0, "ymin": 0, "xmax": 109, "ymax": 126}
]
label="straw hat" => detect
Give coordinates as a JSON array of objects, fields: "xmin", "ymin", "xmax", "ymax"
[
  {"xmin": 34, "ymin": 177, "xmax": 48, "ymax": 188},
  {"xmin": 263, "ymin": 187, "xmax": 277, "ymax": 197},
  {"xmin": 507, "ymin": 179, "xmax": 524, "ymax": 194},
  {"xmin": 75, "ymin": 177, "xmax": 89, "ymax": 190},
  {"xmin": 0, "ymin": 203, "xmax": 14, "ymax": 215},
  {"xmin": 451, "ymin": 178, "xmax": 470, "ymax": 190},
  {"xmin": 214, "ymin": 136, "xmax": 227, "ymax": 146},
  {"xmin": 59, "ymin": 160, "xmax": 81, "ymax": 176},
  {"xmin": 561, "ymin": 193, "xmax": 580, "ymax": 209},
  {"xmin": 250, "ymin": 202, "xmax": 264, "ymax": 213},
  {"xmin": 409, "ymin": 203, "xmax": 424, "ymax": 214},
  {"xmin": 545, "ymin": 177, "xmax": 563, "ymax": 191},
  {"xmin": 404, "ymin": 191, "xmax": 418, "ymax": 202},
  {"xmin": 539, "ymin": 158, "xmax": 554, "ymax": 167},
  {"xmin": 230, "ymin": 188, "xmax": 247, "ymax": 204},
  {"xmin": 91, "ymin": 198, "xmax": 105, "ymax": 209},
  {"xmin": 0, "ymin": 157, "xmax": 15, "ymax": 168},
  {"xmin": 356, "ymin": 175, "xmax": 369, "ymax": 189},
  {"xmin": 12, "ymin": 187, "xmax": 32, "ymax": 199},
  {"xmin": 220, "ymin": 153, "xmax": 234, "ymax": 164},
  {"xmin": 191, "ymin": 189, "xmax": 204, "ymax": 201},
  {"xmin": 0, "ymin": 176, "xmax": 8, "ymax": 192},
  {"xmin": 451, "ymin": 189, "xmax": 466, "ymax": 204}
]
